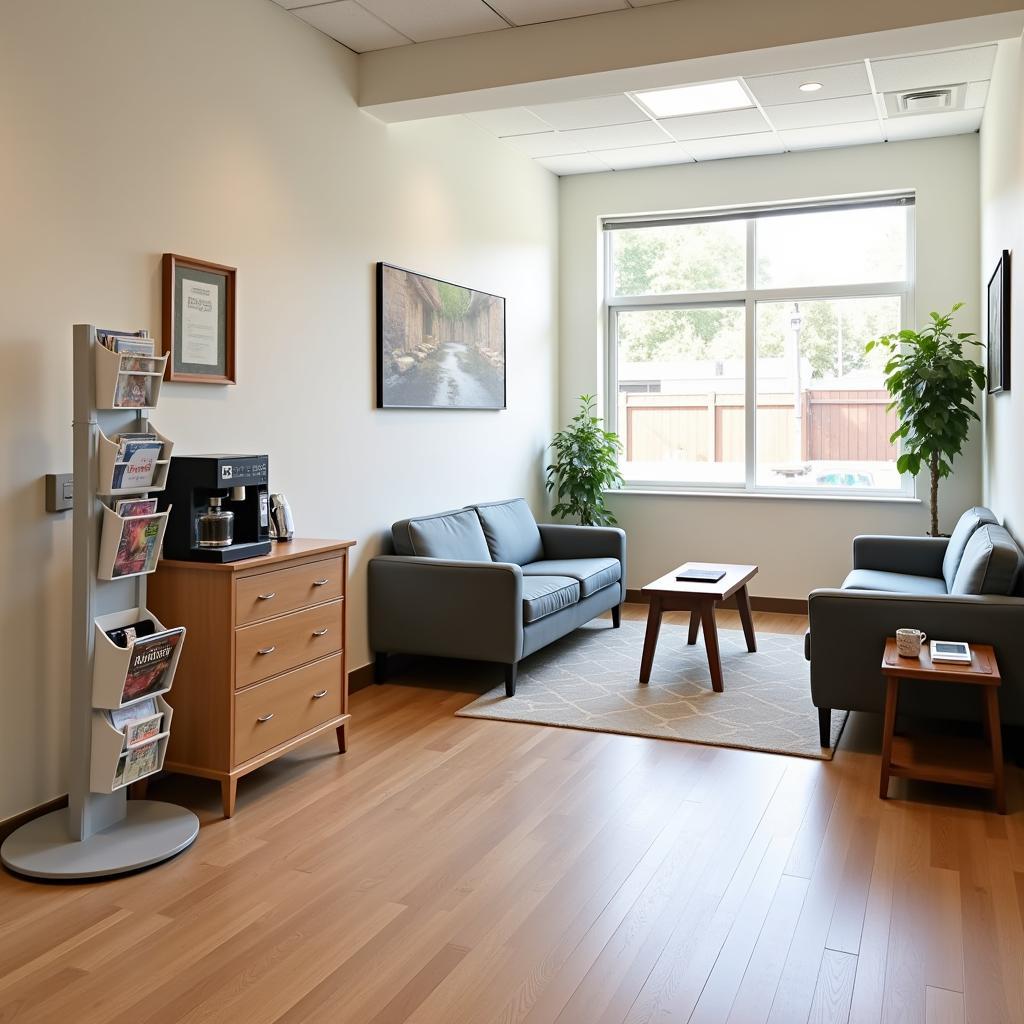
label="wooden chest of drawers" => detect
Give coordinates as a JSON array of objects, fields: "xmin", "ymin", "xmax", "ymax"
[{"xmin": 148, "ymin": 538, "xmax": 354, "ymax": 816}]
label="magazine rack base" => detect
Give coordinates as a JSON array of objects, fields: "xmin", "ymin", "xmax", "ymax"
[{"xmin": 1, "ymin": 801, "xmax": 198, "ymax": 880}]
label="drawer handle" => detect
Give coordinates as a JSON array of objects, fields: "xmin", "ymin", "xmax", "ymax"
[
  {"xmin": 312, "ymin": 689, "xmax": 329, "ymax": 699},
  {"xmin": 257, "ymin": 713, "xmax": 275, "ymax": 723},
  {"xmin": 312, "ymin": 578, "xmax": 330, "ymax": 587},
  {"xmin": 257, "ymin": 645, "xmax": 276, "ymax": 656},
  {"xmin": 312, "ymin": 627, "xmax": 328, "ymax": 637},
  {"xmin": 257, "ymin": 591, "xmax": 276, "ymax": 601}
]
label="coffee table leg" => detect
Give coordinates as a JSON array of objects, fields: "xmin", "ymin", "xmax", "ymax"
[
  {"xmin": 984, "ymin": 686, "xmax": 1006, "ymax": 814},
  {"xmin": 639, "ymin": 595, "xmax": 663, "ymax": 685},
  {"xmin": 736, "ymin": 584, "xmax": 757, "ymax": 653},
  {"xmin": 880, "ymin": 676, "xmax": 899, "ymax": 799},
  {"xmin": 687, "ymin": 608, "xmax": 701, "ymax": 645},
  {"xmin": 700, "ymin": 600, "xmax": 724, "ymax": 692}
]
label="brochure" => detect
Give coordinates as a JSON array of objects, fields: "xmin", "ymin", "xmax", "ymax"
[
  {"xmin": 120, "ymin": 627, "xmax": 184, "ymax": 703},
  {"xmin": 111, "ymin": 513, "xmax": 164, "ymax": 577},
  {"xmin": 114, "ymin": 498, "xmax": 158, "ymax": 517},
  {"xmin": 110, "ymin": 697, "xmax": 157, "ymax": 731}
]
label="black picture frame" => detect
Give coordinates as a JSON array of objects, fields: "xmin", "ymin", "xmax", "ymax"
[
  {"xmin": 376, "ymin": 262, "xmax": 506, "ymax": 410},
  {"xmin": 987, "ymin": 249, "xmax": 1011, "ymax": 394}
]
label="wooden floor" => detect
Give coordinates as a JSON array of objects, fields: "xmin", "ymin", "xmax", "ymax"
[{"xmin": 2, "ymin": 607, "xmax": 1023, "ymax": 1024}]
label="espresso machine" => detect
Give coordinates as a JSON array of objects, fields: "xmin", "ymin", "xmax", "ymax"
[{"xmin": 158, "ymin": 454, "xmax": 272, "ymax": 563}]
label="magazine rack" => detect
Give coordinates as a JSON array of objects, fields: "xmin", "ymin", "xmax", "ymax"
[
  {"xmin": 1, "ymin": 325, "xmax": 198, "ymax": 880},
  {"xmin": 91, "ymin": 608, "xmax": 183, "ymax": 709},
  {"xmin": 97, "ymin": 424, "xmax": 173, "ymax": 497},
  {"xmin": 90, "ymin": 697, "xmax": 172, "ymax": 794},
  {"xmin": 94, "ymin": 341, "xmax": 167, "ymax": 411},
  {"xmin": 96, "ymin": 504, "xmax": 172, "ymax": 581}
]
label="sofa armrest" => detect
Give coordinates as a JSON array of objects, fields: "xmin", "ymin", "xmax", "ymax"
[
  {"xmin": 806, "ymin": 588, "xmax": 1024, "ymax": 723},
  {"xmin": 852, "ymin": 535, "xmax": 948, "ymax": 578},
  {"xmin": 537, "ymin": 524, "xmax": 627, "ymax": 598},
  {"xmin": 368, "ymin": 556, "xmax": 523, "ymax": 664}
]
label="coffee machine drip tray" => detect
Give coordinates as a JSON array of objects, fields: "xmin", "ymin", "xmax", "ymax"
[{"xmin": 187, "ymin": 539, "xmax": 273, "ymax": 563}]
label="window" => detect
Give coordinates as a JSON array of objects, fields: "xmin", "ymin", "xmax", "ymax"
[{"xmin": 605, "ymin": 195, "xmax": 913, "ymax": 495}]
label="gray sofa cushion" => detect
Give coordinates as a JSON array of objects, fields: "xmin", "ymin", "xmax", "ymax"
[
  {"xmin": 522, "ymin": 575, "xmax": 579, "ymax": 623},
  {"xmin": 950, "ymin": 524, "xmax": 1021, "ymax": 595},
  {"xmin": 942, "ymin": 506, "xmax": 998, "ymax": 589},
  {"xmin": 521, "ymin": 557, "xmax": 621, "ymax": 598},
  {"xmin": 392, "ymin": 508, "xmax": 492, "ymax": 561},
  {"xmin": 474, "ymin": 498, "xmax": 545, "ymax": 566},
  {"xmin": 842, "ymin": 569, "xmax": 947, "ymax": 595}
]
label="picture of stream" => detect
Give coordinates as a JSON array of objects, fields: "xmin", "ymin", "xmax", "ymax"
[{"xmin": 378, "ymin": 263, "xmax": 506, "ymax": 409}]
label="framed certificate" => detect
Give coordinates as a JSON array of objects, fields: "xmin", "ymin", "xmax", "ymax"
[{"xmin": 162, "ymin": 253, "xmax": 237, "ymax": 384}]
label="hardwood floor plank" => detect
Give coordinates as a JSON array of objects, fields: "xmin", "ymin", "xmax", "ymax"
[
  {"xmin": 808, "ymin": 949, "xmax": 857, "ymax": 1024},
  {"xmin": 924, "ymin": 986, "xmax": 965, "ymax": 1024}
]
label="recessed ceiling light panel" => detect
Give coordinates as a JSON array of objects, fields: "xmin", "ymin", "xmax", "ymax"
[
  {"xmin": 633, "ymin": 80, "xmax": 753, "ymax": 119},
  {"xmin": 799, "ymin": 82, "xmax": 823, "ymax": 92}
]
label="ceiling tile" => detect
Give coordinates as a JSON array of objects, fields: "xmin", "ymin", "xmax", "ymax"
[
  {"xmin": 536, "ymin": 153, "xmax": 611, "ymax": 175},
  {"xmin": 884, "ymin": 108, "xmax": 982, "ymax": 142},
  {"xmin": 779, "ymin": 121, "xmax": 883, "ymax": 151},
  {"xmin": 870, "ymin": 45, "xmax": 997, "ymax": 93},
  {"xmin": 745, "ymin": 63, "xmax": 872, "ymax": 106},
  {"xmin": 560, "ymin": 120, "xmax": 672, "ymax": 151},
  {"xmin": 527, "ymin": 95, "xmax": 646, "ymax": 131},
  {"xmin": 683, "ymin": 133, "xmax": 783, "ymax": 161},
  {"xmin": 504, "ymin": 132, "xmax": 586, "ymax": 158},
  {"xmin": 598, "ymin": 143, "xmax": 694, "ymax": 170},
  {"xmin": 766, "ymin": 94, "xmax": 879, "ymax": 131},
  {"xmin": 358, "ymin": 0, "xmax": 507, "ymax": 40},
  {"xmin": 966, "ymin": 80, "xmax": 989, "ymax": 108},
  {"xmin": 487, "ymin": 0, "xmax": 627, "ymax": 27},
  {"xmin": 659, "ymin": 107, "xmax": 769, "ymax": 141},
  {"xmin": 465, "ymin": 107, "xmax": 554, "ymax": 137},
  {"xmin": 293, "ymin": 1, "xmax": 410, "ymax": 51}
]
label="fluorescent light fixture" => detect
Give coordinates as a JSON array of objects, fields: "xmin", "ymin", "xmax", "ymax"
[
  {"xmin": 633, "ymin": 80, "xmax": 753, "ymax": 118},
  {"xmin": 799, "ymin": 81, "xmax": 824, "ymax": 93}
]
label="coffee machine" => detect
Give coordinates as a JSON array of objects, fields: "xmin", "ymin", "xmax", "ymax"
[{"xmin": 158, "ymin": 454, "xmax": 272, "ymax": 563}]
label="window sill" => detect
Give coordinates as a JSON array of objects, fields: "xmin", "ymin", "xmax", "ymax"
[{"xmin": 607, "ymin": 487, "xmax": 921, "ymax": 504}]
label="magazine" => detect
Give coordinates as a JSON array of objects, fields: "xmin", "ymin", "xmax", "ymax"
[
  {"xmin": 119, "ymin": 627, "xmax": 184, "ymax": 703},
  {"xmin": 105, "ymin": 619, "xmax": 157, "ymax": 649},
  {"xmin": 125, "ymin": 713, "xmax": 163, "ymax": 748},
  {"xmin": 114, "ymin": 498, "xmax": 158, "ymax": 517},
  {"xmin": 111, "ymin": 513, "xmax": 164, "ymax": 577},
  {"xmin": 114, "ymin": 373, "xmax": 153, "ymax": 408},
  {"xmin": 110, "ymin": 697, "xmax": 157, "ymax": 730},
  {"xmin": 113, "ymin": 737, "xmax": 162, "ymax": 788},
  {"xmin": 111, "ymin": 439, "xmax": 163, "ymax": 489}
]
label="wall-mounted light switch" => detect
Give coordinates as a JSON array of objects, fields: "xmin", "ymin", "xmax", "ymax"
[{"xmin": 45, "ymin": 473, "xmax": 74, "ymax": 513}]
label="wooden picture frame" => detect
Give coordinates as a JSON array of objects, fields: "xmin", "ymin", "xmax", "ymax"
[
  {"xmin": 987, "ymin": 249, "xmax": 1011, "ymax": 394},
  {"xmin": 162, "ymin": 253, "xmax": 237, "ymax": 384}
]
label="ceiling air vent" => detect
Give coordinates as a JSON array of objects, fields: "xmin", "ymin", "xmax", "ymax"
[{"xmin": 884, "ymin": 83, "xmax": 966, "ymax": 118}]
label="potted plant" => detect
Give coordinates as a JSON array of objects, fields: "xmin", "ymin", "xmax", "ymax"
[
  {"xmin": 867, "ymin": 304, "xmax": 985, "ymax": 536},
  {"xmin": 546, "ymin": 394, "xmax": 624, "ymax": 526}
]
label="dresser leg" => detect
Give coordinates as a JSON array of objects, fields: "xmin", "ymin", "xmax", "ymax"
[
  {"xmin": 336, "ymin": 720, "xmax": 348, "ymax": 754},
  {"xmin": 221, "ymin": 777, "xmax": 237, "ymax": 819}
]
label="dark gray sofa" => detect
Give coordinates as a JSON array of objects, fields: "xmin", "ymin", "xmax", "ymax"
[
  {"xmin": 369, "ymin": 498, "xmax": 626, "ymax": 696},
  {"xmin": 807, "ymin": 506, "xmax": 1024, "ymax": 746}
]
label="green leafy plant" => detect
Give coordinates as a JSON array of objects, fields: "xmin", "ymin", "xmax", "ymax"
[
  {"xmin": 546, "ymin": 395, "xmax": 624, "ymax": 526},
  {"xmin": 867, "ymin": 304, "xmax": 985, "ymax": 536}
]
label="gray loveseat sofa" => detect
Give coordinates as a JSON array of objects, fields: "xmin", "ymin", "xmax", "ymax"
[
  {"xmin": 807, "ymin": 506, "xmax": 1024, "ymax": 746},
  {"xmin": 369, "ymin": 498, "xmax": 626, "ymax": 696}
]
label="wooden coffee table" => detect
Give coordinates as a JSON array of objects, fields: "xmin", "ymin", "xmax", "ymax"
[
  {"xmin": 639, "ymin": 562, "xmax": 758, "ymax": 692},
  {"xmin": 879, "ymin": 638, "xmax": 1005, "ymax": 813}
]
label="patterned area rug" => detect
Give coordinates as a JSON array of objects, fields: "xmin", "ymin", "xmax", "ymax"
[{"xmin": 456, "ymin": 620, "xmax": 846, "ymax": 760}]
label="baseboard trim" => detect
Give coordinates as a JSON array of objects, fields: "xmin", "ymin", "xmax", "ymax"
[
  {"xmin": 625, "ymin": 589, "xmax": 808, "ymax": 615},
  {"xmin": 350, "ymin": 662, "xmax": 376, "ymax": 693},
  {"xmin": 0, "ymin": 794, "xmax": 69, "ymax": 844}
]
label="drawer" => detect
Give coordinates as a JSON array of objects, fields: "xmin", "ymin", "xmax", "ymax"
[
  {"xmin": 236, "ymin": 556, "xmax": 344, "ymax": 626},
  {"xmin": 234, "ymin": 654, "xmax": 342, "ymax": 766},
  {"xmin": 235, "ymin": 600, "xmax": 343, "ymax": 689}
]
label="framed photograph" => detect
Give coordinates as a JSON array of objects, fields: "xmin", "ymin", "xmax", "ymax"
[
  {"xmin": 987, "ymin": 249, "xmax": 1011, "ymax": 394},
  {"xmin": 376, "ymin": 262, "xmax": 505, "ymax": 410},
  {"xmin": 162, "ymin": 253, "xmax": 237, "ymax": 384}
]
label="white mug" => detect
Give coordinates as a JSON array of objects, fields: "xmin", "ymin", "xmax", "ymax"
[{"xmin": 896, "ymin": 628, "xmax": 927, "ymax": 658}]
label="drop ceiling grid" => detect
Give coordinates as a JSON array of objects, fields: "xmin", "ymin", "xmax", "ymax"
[{"xmin": 466, "ymin": 43, "xmax": 995, "ymax": 174}]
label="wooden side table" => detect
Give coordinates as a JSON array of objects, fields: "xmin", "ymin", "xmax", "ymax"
[
  {"xmin": 879, "ymin": 638, "xmax": 1005, "ymax": 813},
  {"xmin": 639, "ymin": 562, "xmax": 758, "ymax": 692}
]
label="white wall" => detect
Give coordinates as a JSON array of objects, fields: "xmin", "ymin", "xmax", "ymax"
[
  {"xmin": 981, "ymin": 34, "xmax": 1024, "ymax": 536},
  {"xmin": 0, "ymin": 0, "xmax": 558, "ymax": 820},
  {"xmin": 559, "ymin": 136, "xmax": 982, "ymax": 597}
]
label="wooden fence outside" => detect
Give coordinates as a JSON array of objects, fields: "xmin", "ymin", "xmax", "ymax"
[{"xmin": 621, "ymin": 389, "xmax": 897, "ymax": 464}]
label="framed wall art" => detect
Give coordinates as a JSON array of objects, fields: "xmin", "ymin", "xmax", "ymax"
[
  {"xmin": 376, "ymin": 262, "xmax": 506, "ymax": 410},
  {"xmin": 162, "ymin": 253, "xmax": 237, "ymax": 384},
  {"xmin": 987, "ymin": 249, "xmax": 1011, "ymax": 394}
]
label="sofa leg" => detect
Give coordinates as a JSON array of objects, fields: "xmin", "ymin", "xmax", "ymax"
[
  {"xmin": 818, "ymin": 707, "xmax": 832, "ymax": 748},
  {"xmin": 375, "ymin": 652, "xmax": 387, "ymax": 683},
  {"xmin": 611, "ymin": 604, "xmax": 621, "ymax": 629},
  {"xmin": 504, "ymin": 663, "xmax": 518, "ymax": 698}
]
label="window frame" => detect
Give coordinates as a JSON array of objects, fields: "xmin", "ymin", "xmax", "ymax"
[{"xmin": 603, "ymin": 194, "xmax": 917, "ymax": 499}]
